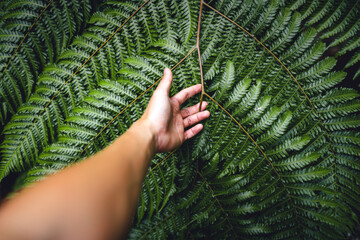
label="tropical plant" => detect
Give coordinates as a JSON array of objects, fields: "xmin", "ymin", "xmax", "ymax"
[{"xmin": 0, "ymin": 0, "xmax": 359, "ymax": 239}]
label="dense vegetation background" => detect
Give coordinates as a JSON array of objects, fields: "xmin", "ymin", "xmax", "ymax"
[{"xmin": 0, "ymin": 0, "xmax": 359, "ymax": 238}]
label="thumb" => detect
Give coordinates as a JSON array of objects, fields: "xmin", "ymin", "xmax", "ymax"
[{"xmin": 157, "ymin": 68, "xmax": 173, "ymax": 95}]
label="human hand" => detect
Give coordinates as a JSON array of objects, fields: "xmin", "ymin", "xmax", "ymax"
[{"xmin": 140, "ymin": 68, "xmax": 210, "ymax": 153}]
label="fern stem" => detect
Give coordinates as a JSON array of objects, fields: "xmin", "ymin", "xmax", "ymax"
[
  {"xmin": 196, "ymin": 0, "xmax": 205, "ymax": 111},
  {"xmin": 149, "ymin": 149, "xmax": 177, "ymax": 172},
  {"xmin": 203, "ymin": 92, "xmax": 281, "ymax": 179},
  {"xmin": 204, "ymin": 91, "xmax": 301, "ymax": 232}
]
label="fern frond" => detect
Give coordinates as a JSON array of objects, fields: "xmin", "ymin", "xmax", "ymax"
[
  {"xmin": 0, "ymin": 0, "xmax": 359, "ymax": 238},
  {"xmin": 0, "ymin": 0, "xmax": 92, "ymax": 127}
]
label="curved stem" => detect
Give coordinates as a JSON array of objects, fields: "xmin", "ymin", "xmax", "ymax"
[{"xmin": 196, "ymin": 0, "xmax": 205, "ymax": 111}]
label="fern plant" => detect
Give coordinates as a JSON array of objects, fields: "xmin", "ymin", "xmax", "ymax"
[{"xmin": 1, "ymin": 0, "xmax": 359, "ymax": 239}]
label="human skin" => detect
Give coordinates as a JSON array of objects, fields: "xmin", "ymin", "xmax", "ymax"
[{"xmin": 0, "ymin": 68, "xmax": 210, "ymax": 239}]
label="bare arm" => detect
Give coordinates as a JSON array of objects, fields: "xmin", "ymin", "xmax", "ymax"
[{"xmin": 0, "ymin": 68, "xmax": 210, "ymax": 240}]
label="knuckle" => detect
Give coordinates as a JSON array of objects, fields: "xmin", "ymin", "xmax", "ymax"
[
  {"xmin": 184, "ymin": 92, "xmax": 189, "ymax": 100},
  {"xmin": 187, "ymin": 117, "xmax": 192, "ymax": 126},
  {"xmin": 184, "ymin": 108, "xmax": 190, "ymax": 117}
]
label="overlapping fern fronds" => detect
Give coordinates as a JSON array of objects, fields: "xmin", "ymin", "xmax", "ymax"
[
  {"xmin": 0, "ymin": 0, "xmax": 94, "ymax": 127},
  {"xmin": 0, "ymin": 0, "xmax": 359, "ymax": 239}
]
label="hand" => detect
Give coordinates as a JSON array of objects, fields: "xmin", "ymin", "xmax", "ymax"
[{"xmin": 140, "ymin": 68, "xmax": 210, "ymax": 153}]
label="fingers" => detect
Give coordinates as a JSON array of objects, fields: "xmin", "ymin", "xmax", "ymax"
[
  {"xmin": 184, "ymin": 124, "xmax": 203, "ymax": 140},
  {"xmin": 172, "ymin": 84, "xmax": 202, "ymax": 105},
  {"xmin": 181, "ymin": 101, "xmax": 208, "ymax": 118},
  {"xmin": 156, "ymin": 68, "xmax": 173, "ymax": 95},
  {"xmin": 183, "ymin": 110, "xmax": 210, "ymax": 128}
]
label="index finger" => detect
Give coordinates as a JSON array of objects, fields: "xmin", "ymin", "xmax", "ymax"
[{"xmin": 171, "ymin": 84, "xmax": 202, "ymax": 105}]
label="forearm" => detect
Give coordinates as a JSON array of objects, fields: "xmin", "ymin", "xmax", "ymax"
[
  {"xmin": 0, "ymin": 119, "xmax": 155, "ymax": 240},
  {"xmin": 73, "ymin": 118, "xmax": 155, "ymax": 238}
]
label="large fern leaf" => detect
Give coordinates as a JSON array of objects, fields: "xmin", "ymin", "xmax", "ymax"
[{"xmin": 0, "ymin": 0, "xmax": 359, "ymax": 239}]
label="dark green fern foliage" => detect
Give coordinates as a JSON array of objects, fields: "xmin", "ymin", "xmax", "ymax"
[
  {"xmin": 0, "ymin": 0, "xmax": 93, "ymax": 126},
  {"xmin": 1, "ymin": 0, "xmax": 359, "ymax": 239}
]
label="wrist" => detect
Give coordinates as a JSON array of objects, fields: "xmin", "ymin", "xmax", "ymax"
[{"xmin": 129, "ymin": 118, "xmax": 156, "ymax": 156}]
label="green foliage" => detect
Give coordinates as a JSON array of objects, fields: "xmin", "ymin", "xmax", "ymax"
[
  {"xmin": 1, "ymin": 0, "xmax": 359, "ymax": 239},
  {"xmin": 0, "ymin": 0, "xmax": 93, "ymax": 127}
]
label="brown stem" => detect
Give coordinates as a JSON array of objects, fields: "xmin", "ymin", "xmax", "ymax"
[
  {"xmin": 149, "ymin": 149, "xmax": 177, "ymax": 172},
  {"xmin": 203, "ymin": 92, "xmax": 282, "ymax": 180},
  {"xmin": 196, "ymin": 0, "xmax": 205, "ymax": 111},
  {"xmin": 203, "ymin": 91, "xmax": 298, "ymax": 216}
]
